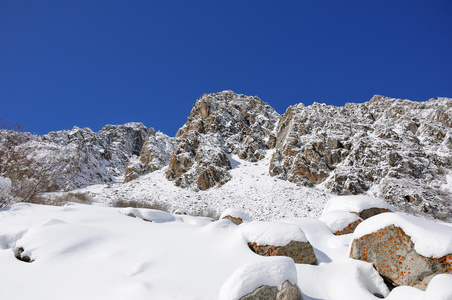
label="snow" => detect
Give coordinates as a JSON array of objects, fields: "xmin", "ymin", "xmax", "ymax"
[
  {"xmin": 240, "ymin": 221, "xmax": 308, "ymax": 246},
  {"xmin": 0, "ymin": 203, "xmax": 451, "ymax": 299},
  {"xmin": 218, "ymin": 256, "xmax": 297, "ymax": 300},
  {"xmin": 353, "ymin": 212, "xmax": 452, "ymax": 258},
  {"xmin": 220, "ymin": 208, "xmax": 251, "ymax": 222},
  {"xmin": 319, "ymin": 210, "xmax": 362, "ymax": 233},
  {"xmin": 323, "ymin": 195, "xmax": 394, "ymax": 214}
]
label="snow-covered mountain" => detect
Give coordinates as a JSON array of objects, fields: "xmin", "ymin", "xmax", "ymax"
[{"xmin": 1, "ymin": 91, "xmax": 451, "ymax": 221}]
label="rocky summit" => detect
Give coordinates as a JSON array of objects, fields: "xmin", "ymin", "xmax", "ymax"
[
  {"xmin": 1, "ymin": 91, "xmax": 451, "ymax": 221},
  {"xmin": 165, "ymin": 90, "xmax": 279, "ymax": 190}
]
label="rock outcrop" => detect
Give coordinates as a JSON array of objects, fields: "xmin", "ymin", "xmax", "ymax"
[
  {"xmin": 270, "ymin": 96, "xmax": 452, "ymax": 219},
  {"xmin": 166, "ymin": 91, "xmax": 279, "ymax": 190},
  {"xmin": 124, "ymin": 128, "xmax": 174, "ymax": 183}
]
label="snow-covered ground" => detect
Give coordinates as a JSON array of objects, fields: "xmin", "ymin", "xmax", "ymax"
[
  {"xmin": 1, "ymin": 202, "xmax": 451, "ymax": 300},
  {"xmin": 75, "ymin": 150, "xmax": 330, "ymax": 221}
]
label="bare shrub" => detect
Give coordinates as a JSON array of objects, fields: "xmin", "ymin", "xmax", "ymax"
[
  {"xmin": 28, "ymin": 192, "xmax": 93, "ymax": 206},
  {"xmin": 111, "ymin": 199, "xmax": 170, "ymax": 212}
]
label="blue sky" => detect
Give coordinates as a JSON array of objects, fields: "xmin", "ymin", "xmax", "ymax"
[{"xmin": 1, "ymin": 1, "xmax": 451, "ymax": 136}]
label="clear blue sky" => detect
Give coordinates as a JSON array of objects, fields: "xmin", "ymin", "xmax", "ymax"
[{"xmin": 1, "ymin": 1, "xmax": 451, "ymax": 136}]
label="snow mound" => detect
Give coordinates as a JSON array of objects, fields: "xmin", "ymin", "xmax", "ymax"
[
  {"xmin": 296, "ymin": 259, "xmax": 390, "ymax": 300},
  {"xmin": 353, "ymin": 213, "xmax": 452, "ymax": 258},
  {"xmin": 220, "ymin": 209, "xmax": 251, "ymax": 222},
  {"xmin": 323, "ymin": 195, "xmax": 394, "ymax": 214},
  {"xmin": 240, "ymin": 221, "xmax": 307, "ymax": 246},
  {"xmin": 319, "ymin": 210, "xmax": 362, "ymax": 233},
  {"xmin": 218, "ymin": 256, "xmax": 297, "ymax": 300},
  {"xmin": 119, "ymin": 208, "xmax": 175, "ymax": 223}
]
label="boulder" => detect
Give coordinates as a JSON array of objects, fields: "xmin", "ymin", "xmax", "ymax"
[
  {"xmin": 350, "ymin": 213, "xmax": 452, "ymax": 290},
  {"xmin": 240, "ymin": 221, "xmax": 316, "ymax": 264}
]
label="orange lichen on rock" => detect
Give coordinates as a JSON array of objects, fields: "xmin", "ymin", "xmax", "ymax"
[{"xmin": 350, "ymin": 225, "xmax": 452, "ymax": 290}]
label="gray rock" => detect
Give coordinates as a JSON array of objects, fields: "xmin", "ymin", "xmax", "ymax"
[{"xmin": 240, "ymin": 281, "xmax": 302, "ymax": 300}]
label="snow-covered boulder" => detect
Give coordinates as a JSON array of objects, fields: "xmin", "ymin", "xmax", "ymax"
[
  {"xmin": 319, "ymin": 210, "xmax": 363, "ymax": 235},
  {"xmin": 120, "ymin": 208, "xmax": 175, "ymax": 223},
  {"xmin": 350, "ymin": 213, "xmax": 452, "ymax": 290},
  {"xmin": 219, "ymin": 256, "xmax": 302, "ymax": 300},
  {"xmin": 220, "ymin": 208, "xmax": 251, "ymax": 225},
  {"xmin": 323, "ymin": 195, "xmax": 394, "ymax": 220},
  {"xmin": 173, "ymin": 208, "xmax": 189, "ymax": 215},
  {"xmin": 240, "ymin": 221, "xmax": 316, "ymax": 264}
]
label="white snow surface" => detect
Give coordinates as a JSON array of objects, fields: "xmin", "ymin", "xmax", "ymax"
[
  {"xmin": 240, "ymin": 221, "xmax": 308, "ymax": 246},
  {"xmin": 319, "ymin": 210, "xmax": 362, "ymax": 233},
  {"xmin": 218, "ymin": 256, "xmax": 297, "ymax": 300},
  {"xmin": 0, "ymin": 203, "xmax": 451, "ymax": 299},
  {"xmin": 353, "ymin": 212, "xmax": 452, "ymax": 258},
  {"xmin": 220, "ymin": 208, "xmax": 251, "ymax": 222},
  {"xmin": 323, "ymin": 195, "xmax": 394, "ymax": 214}
]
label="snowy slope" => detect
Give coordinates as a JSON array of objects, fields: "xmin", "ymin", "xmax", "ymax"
[{"xmin": 76, "ymin": 150, "xmax": 329, "ymax": 221}]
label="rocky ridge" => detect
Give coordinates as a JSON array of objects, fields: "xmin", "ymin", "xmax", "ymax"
[
  {"xmin": 1, "ymin": 91, "xmax": 451, "ymax": 221},
  {"xmin": 0, "ymin": 123, "xmax": 150, "ymax": 202}
]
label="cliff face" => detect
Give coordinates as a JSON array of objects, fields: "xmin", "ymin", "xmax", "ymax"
[
  {"xmin": 269, "ymin": 96, "xmax": 452, "ymax": 219},
  {"xmin": 165, "ymin": 90, "xmax": 280, "ymax": 190}
]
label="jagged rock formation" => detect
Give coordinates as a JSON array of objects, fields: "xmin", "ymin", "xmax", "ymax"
[
  {"xmin": 0, "ymin": 123, "xmax": 149, "ymax": 201},
  {"xmin": 165, "ymin": 90, "xmax": 279, "ymax": 190},
  {"xmin": 270, "ymin": 96, "xmax": 452, "ymax": 219},
  {"xmin": 124, "ymin": 128, "xmax": 174, "ymax": 183}
]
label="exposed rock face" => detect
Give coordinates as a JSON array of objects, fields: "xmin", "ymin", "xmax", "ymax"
[
  {"xmin": 240, "ymin": 281, "xmax": 302, "ymax": 300},
  {"xmin": 248, "ymin": 241, "xmax": 317, "ymax": 264},
  {"xmin": 350, "ymin": 225, "xmax": 452, "ymax": 290},
  {"xmin": 124, "ymin": 128, "xmax": 174, "ymax": 183},
  {"xmin": 333, "ymin": 219, "xmax": 362, "ymax": 235},
  {"xmin": 270, "ymin": 96, "xmax": 452, "ymax": 219},
  {"xmin": 0, "ymin": 123, "xmax": 150, "ymax": 200},
  {"xmin": 166, "ymin": 91, "xmax": 279, "ymax": 190}
]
